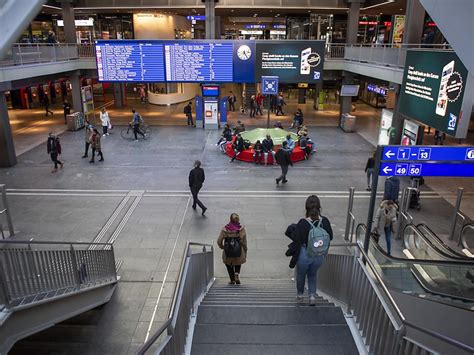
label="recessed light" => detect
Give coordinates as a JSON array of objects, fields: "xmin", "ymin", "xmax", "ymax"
[
  {"xmin": 380, "ymin": 12, "xmax": 383, "ymax": 15},
  {"xmin": 307, "ymin": 10, "xmax": 311, "ymax": 13},
  {"xmin": 400, "ymin": 8, "xmax": 403, "ymax": 11}
]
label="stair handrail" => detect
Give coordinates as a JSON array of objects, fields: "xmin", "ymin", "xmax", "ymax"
[
  {"xmin": 137, "ymin": 242, "xmax": 214, "ymax": 355},
  {"xmin": 461, "ymin": 223, "xmax": 474, "ymax": 252}
]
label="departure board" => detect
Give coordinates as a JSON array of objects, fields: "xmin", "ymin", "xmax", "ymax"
[
  {"xmin": 164, "ymin": 42, "xmax": 233, "ymax": 82},
  {"xmin": 95, "ymin": 41, "xmax": 165, "ymax": 82}
]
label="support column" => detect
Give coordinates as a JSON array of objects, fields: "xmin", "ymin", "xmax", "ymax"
[
  {"xmin": 346, "ymin": 1, "xmax": 362, "ymax": 44},
  {"xmin": 339, "ymin": 72, "xmax": 354, "ymax": 125},
  {"xmin": 0, "ymin": 93, "xmax": 17, "ymax": 167},
  {"xmin": 61, "ymin": 1, "xmax": 76, "ymax": 44},
  {"xmin": 205, "ymin": 0, "xmax": 216, "ymax": 39},
  {"xmin": 69, "ymin": 73, "xmax": 83, "ymax": 114},
  {"xmin": 403, "ymin": 0, "xmax": 425, "ymax": 44},
  {"xmin": 389, "ymin": 84, "xmax": 403, "ymax": 144},
  {"xmin": 113, "ymin": 83, "xmax": 124, "ymax": 108}
]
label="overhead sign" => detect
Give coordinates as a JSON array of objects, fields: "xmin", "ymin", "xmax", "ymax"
[
  {"xmin": 367, "ymin": 84, "xmax": 387, "ymax": 95},
  {"xmin": 262, "ymin": 76, "xmax": 279, "ymax": 95},
  {"xmin": 379, "ymin": 145, "xmax": 474, "ymax": 177},
  {"xmin": 186, "ymin": 15, "xmax": 205, "ymax": 21},
  {"xmin": 399, "ymin": 50, "xmax": 469, "ymax": 137}
]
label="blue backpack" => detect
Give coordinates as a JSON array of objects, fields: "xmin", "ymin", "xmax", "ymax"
[{"xmin": 306, "ymin": 218, "xmax": 330, "ymax": 257}]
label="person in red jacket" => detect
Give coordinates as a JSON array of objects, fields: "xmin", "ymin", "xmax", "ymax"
[{"xmin": 256, "ymin": 92, "xmax": 264, "ymax": 116}]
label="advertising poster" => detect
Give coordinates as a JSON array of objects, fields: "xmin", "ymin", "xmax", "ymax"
[
  {"xmin": 399, "ymin": 50, "xmax": 468, "ymax": 137},
  {"xmin": 378, "ymin": 109, "xmax": 393, "ymax": 145},
  {"xmin": 401, "ymin": 119, "xmax": 420, "ymax": 146},
  {"xmin": 254, "ymin": 40, "xmax": 325, "ymax": 83},
  {"xmin": 392, "ymin": 15, "xmax": 405, "ymax": 46}
]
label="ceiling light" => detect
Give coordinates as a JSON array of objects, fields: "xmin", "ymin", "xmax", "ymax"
[{"xmin": 308, "ymin": 10, "xmax": 311, "ymax": 13}]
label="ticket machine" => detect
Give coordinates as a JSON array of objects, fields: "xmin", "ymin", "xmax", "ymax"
[{"xmin": 201, "ymin": 84, "xmax": 220, "ymax": 130}]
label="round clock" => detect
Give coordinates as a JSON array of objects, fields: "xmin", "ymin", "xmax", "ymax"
[{"xmin": 237, "ymin": 45, "xmax": 252, "ymax": 60}]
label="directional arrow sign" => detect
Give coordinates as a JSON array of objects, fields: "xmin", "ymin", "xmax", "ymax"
[
  {"xmin": 380, "ymin": 162, "xmax": 474, "ymax": 177},
  {"xmin": 382, "ymin": 166, "xmax": 392, "ymax": 174},
  {"xmin": 381, "ymin": 146, "xmax": 474, "ymax": 162},
  {"xmin": 384, "ymin": 150, "xmax": 395, "ymax": 159}
]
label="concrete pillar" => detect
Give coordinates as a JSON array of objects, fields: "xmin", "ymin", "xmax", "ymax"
[
  {"xmin": 0, "ymin": 93, "xmax": 17, "ymax": 167},
  {"xmin": 339, "ymin": 72, "xmax": 354, "ymax": 125},
  {"xmin": 346, "ymin": 1, "xmax": 361, "ymax": 44},
  {"xmin": 205, "ymin": 0, "xmax": 216, "ymax": 39},
  {"xmin": 69, "ymin": 73, "xmax": 83, "ymax": 113},
  {"xmin": 403, "ymin": 0, "xmax": 425, "ymax": 44},
  {"xmin": 61, "ymin": 1, "xmax": 76, "ymax": 44},
  {"xmin": 113, "ymin": 83, "xmax": 124, "ymax": 108},
  {"xmin": 389, "ymin": 84, "xmax": 403, "ymax": 144}
]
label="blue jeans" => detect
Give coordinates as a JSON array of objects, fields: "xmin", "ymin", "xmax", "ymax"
[
  {"xmin": 296, "ymin": 247, "xmax": 325, "ymax": 296},
  {"xmin": 384, "ymin": 226, "xmax": 392, "ymax": 255}
]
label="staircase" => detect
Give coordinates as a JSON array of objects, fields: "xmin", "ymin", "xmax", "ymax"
[{"xmin": 191, "ymin": 279, "xmax": 358, "ymax": 355}]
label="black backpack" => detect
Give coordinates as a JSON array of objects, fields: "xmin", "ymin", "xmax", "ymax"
[{"xmin": 224, "ymin": 233, "xmax": 241, "ymax": 258}]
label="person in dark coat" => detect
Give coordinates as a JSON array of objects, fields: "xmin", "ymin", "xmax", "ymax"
[
  {"xmin": 253, "ymin": 140, "xmax": 263, "ymax": 164},
  {"xmin": 230, "ymin": 134, "xmax": 245, "ymax": 162},
  {"xmin": 262, "ymin": 135, "xmax": 276, "ymax": 166},
  {"xmin": 184, "ymin": 102, "xmax": 194, "ymax": 126},
  {"xmin": 275, "ymin": 141, "xmax": 293, "ymax": 185},
  {"xmin": 89, "ymin": 128, "xmax": 104, "ymax": 163},
  {"xmin": 189, "ymin": 160, "xmax": 207, "ymax": 215},
  {"xmin": 43, "ymin": 96, "xmax": 53, "ymax": 117},
  {"xmin": 217, "ymin": 213, "xmax": 247, "ymax": 285},
  {"xmin": 365, "ymin": 152, "xmax": 376, "ymax": 191},
  {"xmin": 62, "ymin": 99, "xmax": 71, "ymax": 124},
  {"xmin": 287, "ymin": 195, "xmax": 333, "ymax": 305},
  {"xmin": 47, "ymin": 133, "xmax": 63, "ymax": 173},
  {"xmin": 384, "ymin": 176, "xmax": 400, "ymax": 202}
]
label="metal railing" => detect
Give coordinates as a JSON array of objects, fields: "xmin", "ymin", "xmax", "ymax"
[
  {"xmin": 461, "ymin": 224, "xmax": 474, "ymax": 253},
  {"xmin": 137, "ymin": 242, "xmax": 214, "ymax": 355},
  {"xmin": 0, "ymin": 240, "xmax": 117, "ymax": 309},
  {"xmin": 0, "ymin": 43, "xmax": 79, "ymax": 67},
  {"xmin": 0, "ymin": 184, "xmax": 14, "ymax": 239},
  {"xmin": 319, "ymin": 242, "xmax": 474, "ymax": 354}
]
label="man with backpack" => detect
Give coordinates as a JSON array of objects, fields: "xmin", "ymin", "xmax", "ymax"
[
  {"xmin": 275, "ymin": 141, "xmax": 293, "ymax": 185},
  {"xmin": 184, "ymin": 102, "xmax": 194, "ymax": 126},
  {"xmin": 131, "ymin": 109, "xmax": 146, "ymax": 141},
  {"xmin": 189, "ymin": 160, "xmax": 207, "ymax": 215},
  {"xmin": 47, "ymin": 133, "xmax": 63, "ymax": 173}
]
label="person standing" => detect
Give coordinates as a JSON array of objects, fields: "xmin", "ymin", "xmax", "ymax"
[
  {"xmin": 100, "ymin": 108, "xmax": 111, "ymax": 136},
  {"xmin": 82, "ymin": 122, "xmax": 93, "ymax": 158},
  {"xmin": 228, "ymin": 91, "xmax": 236, "ymax": 112},
  {"xmin": 365, "ymin": 152, "xmax": 376, "ymax": 191},
  {"xmin": 47, "ymin": 133, "xmax": 63, "ymax": 173},
  {"xmin": 249, "ymin": 95, "xmax": 256, "ymax": 118},
  {"xmin": 373, "ymin": 200, "xmax": 398, "ymax": 255},
  {"xmin": 44, "ymin": 96, "xmax": 53, "ymax": 117},
  {"xmin": 189, "ymin": 160, "xmax": 207, "ymax": 215},
  {"xmin": 262, "ymin": 134, "xmax": 276, "ymax": 166},
  {"xmin": 217, "ymin": 213, "xmax": 247, "ymax": 285},
  {"xmin": 89, "ymin": 129, "xmax": 104, "ymax": 163},
  {"xmin": 434, "ymin": 130, "xmax": 445, "ymax": 145},
  {"xmin": 275, "ymin": 141, "xmax": 293, "ymax": 185},
  {"xmin": 62, "ymin": 99, "xmax": 71, "ymax": 124},
  {"xmin": 288, "ymin": 195, "xmax": 332, "ymax": 305},
  {"xmin": 184, "ymin": 102, "xmax": 194, "ymax": 126},
  {"xmin": 256, "ymin": 93, "xmax": 264, "ymax": 116}
]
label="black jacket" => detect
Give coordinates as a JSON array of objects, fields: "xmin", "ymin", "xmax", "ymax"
[
  {"xmin": 184, "ymin": 105, "xmax": 192, "ymax": 115},
  {"xmin": 365, "ymin": 157, "xmax": 375, "ymax": 172},
  {"xmin": 222, "ymin": 128, "xmax": 232, "ymax": 140},
  {"xmin": 233, "ymin": 137, "xmax": 244, "ymax": 151},
  {"xmin": 275, "ymin": 148, "xmax": 292, "ymax": 167},
  {"xmin": 384, "ymin": 177, "xmax": 400, "ymax": 201},
  {"xmin": 262, "ymin": 138, "xmax": 274, "ymax": 152},
  {"xmin": 253, "ymin": 142, "xmax": 262, "ymax": 152},
  {"xmin": 189, "ymin": 167, "xmax": 205, "ymax": 189},
  {"xmin": 47, "ymin": 136, "xmax": 61, "ymax": 154}
]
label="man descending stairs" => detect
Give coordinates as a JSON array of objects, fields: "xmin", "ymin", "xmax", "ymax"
[{"xmin": 191, "ymin": 278, "xmax": 358, "ymax": 355}]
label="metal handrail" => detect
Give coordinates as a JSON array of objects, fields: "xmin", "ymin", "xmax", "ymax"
[
  {"xmin": 461, "ymin": 224, "xmax": 474, "ymax": 251},
  {"xmin": 328, "ymin": 241, "xmax": 474, "ymax": 353},
  {"xmin": 416, "ymin": 223, "xmax": 470, "ymax": 259},
  {"xmin": 0, "ymin": 240, "xmax": 113, "ymax": 247},
  {"xmin": 137, "ymin": 241, "xmax": 213, "ymax": 355}
]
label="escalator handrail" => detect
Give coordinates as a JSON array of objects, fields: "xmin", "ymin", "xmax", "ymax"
[
  {"xmin": 406, "ymin": 224, "xmax": 463, "ymax": 260},
  {"xmin": 416, "ymin": 223, "xmax": 469, "ymax": 259},
  {"xmin": 461, "ymin": 224, "xmax": 474, "ymax": 250},
  {"xmin": 356, "ymin": 223, "xmax": 474, "ymax": 265},
  {"xmin": 343, "ymin": 230, "xmax": 474, "ymax": 353}
]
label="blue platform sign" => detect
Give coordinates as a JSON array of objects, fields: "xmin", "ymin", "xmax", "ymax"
[
  {"xmin": 378, "ymin": 145, "xmax": 474, "ymax": 177},
  {"xmin": 382, "ymin": 146, "xmax": 474, "ymax": 162},
  {"xmin": 262, "ymin": 76, "xmax": 279, "ymax": 95}
]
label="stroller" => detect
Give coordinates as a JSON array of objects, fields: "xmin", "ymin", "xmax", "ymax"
[{"xmin": 408, "ymin": 177, "xmax": 424, "ymax": 210}]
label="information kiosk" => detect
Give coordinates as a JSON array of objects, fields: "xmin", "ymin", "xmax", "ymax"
[{"xmin": 201, "ymin": 84, "xmax": 220, "ymax": 130}]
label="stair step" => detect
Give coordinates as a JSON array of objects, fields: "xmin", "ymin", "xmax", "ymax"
[
  {"xmin": 196, "ymin": 305, "xmax": 346, "ymax": 325},
  {"xmin": 192, "ymin": 324, "xmax": 356, "ymax": 345},
  {"xmin": 200, "ymin": 301, "xmax": 330, "ymax": 306},
  {"xmin": 191, "ymin": 343, "xmax": 358, "ymax": 355}
]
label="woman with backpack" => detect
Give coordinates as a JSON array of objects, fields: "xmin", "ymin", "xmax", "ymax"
[
  {"xmin": 372, "ymin": 200, "xmax": 398, "ymax": 255},
  {"xmin": 217, "ymin": 213, "xmax": 247, "ymax": 285},
  {"xmin": 289, "ymin": 195, "xmax": 333, "ymax": 305}
]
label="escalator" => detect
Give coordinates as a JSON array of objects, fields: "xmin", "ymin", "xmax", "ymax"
[
  {"xmin": 355, "ymin": 224, "xmax": 474, "ymax": 308},
  {"xmin": 416, "ymin": 223, "xmax": 474, "ymax": 261}
]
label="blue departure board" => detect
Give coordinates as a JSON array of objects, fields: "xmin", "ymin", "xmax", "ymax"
[{"xmin": 95, "ymin": 41, "xmax": 165, "ymax": 82}]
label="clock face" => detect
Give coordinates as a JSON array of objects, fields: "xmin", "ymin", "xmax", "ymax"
[{"xmin": 237, "ymin": 45, "xmax": 252, "ymax": 60}]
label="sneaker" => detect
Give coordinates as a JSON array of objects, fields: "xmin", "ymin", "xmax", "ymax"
[
  {"xmin": 202, "ymin": 207, "xmax": 207, "ymax": 216},
  {"xmin": 81, "ymin": 155, "xmax": 88, "ymax": 159},
  {"xmin": 106, "ymin": 133, "xmax": 110, "ymax": 136},
  {"xmin": 309, "ymin": 295, "xmax": 316, "ymax": 306},
  {"xmin": 235, "ymin": 273, "xmax": 240, "ymax": 285},
  {"xmin": 89, "ymin": 160, "xmax": 94, "ymax": 163},
  {"xmin": 276, "ymin": 179, "xmax": 280, "ymax": 186},
  {"xmin": 366, "ymin": 187, "xmax": 371, "ymax": 191},
  {"xmin": 282, "ymin": 179, "xmax": 288, "ymax": 184},
  {"xmin": 99, "ymin": 159, "xmax": 104, "ymax": 162},
  {"xmin": 103, "ymin": 134, "xmax": 106, "ymax": 137},
  {"xmin": 228, "ymin": 281, "xmax": 236, "ymax": 285},
  {"xmin": 296, "ymin": 294, "xmax": 304, "ymax": 302}
]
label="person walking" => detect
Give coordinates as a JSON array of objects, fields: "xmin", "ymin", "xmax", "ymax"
[
  {"xmin": 100, "ymin": 108, "xmax": 111, "ymax": 136},
  {"xmin": 82, "ymin": 122, "xmax": 93, "ymax": 158},
  {"xmin": 44, "ymin": 96, "xmax": 54, "ymax": 117},
  {"xmin": 228, "ymin": 91, "xmax": 236, "ymax": 112},
  {"xmin": 287, "ymin": 195, "xmax": 332, "ymax": 305},
  {"xmin": 131, "ymin": 109, "xmax": 146, "ymax": 140},
  {"xmin": 434, "ymin": 130, "xmax": 445, "ymax": 145},
  {"xmin": 373, "ymin": 200, "xmax": 398, "ymax": 255},
  {"xmin": 89, "ymin": 129, "xmax": 104, "ymax": 163},
  {"xmin": 249, "ymin": 95, "xmax": 256, "ymax": 118},
  {"xmin": 365, "ymin": 152, "xmax": 376, "ymax": 191},
  {"xmin": 256, "ymin": 92, "xmax": 264, "ymax": 116},
  {"xmin": 189, "ymin": 160, "xmax": 207, "ymax": 215},
  {"xmin": 62, "ymin": 99, "xmax": 71, "ymax": 124},
  {"xmin": 275, "ymin": 141, "xmax": 293, "ymax": 185},
  {"xmin": 276, "ymin": 93, "xmax": 286, "ymax": 116},
  {"xmin": 47, "ymin": 133, "xmax": 63, "ymax": 173},
  {"xmin": 184, "ymin": 102, "xmax": 194, "ymax": 126},
  {"xmin": 217, "ymin": 213, "xmax": 247, "ymax": 285}
]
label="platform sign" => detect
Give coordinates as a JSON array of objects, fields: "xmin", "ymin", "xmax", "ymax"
[
  {"xmin": 262, "ymin": 76, "xmax": 279, "ymax": 95},
  {"xmin": 379, "ymin": 145, "xmax": 474, "ymax": 177}
]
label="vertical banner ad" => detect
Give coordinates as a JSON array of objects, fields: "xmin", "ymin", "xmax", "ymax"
[{"xmin": 378, "ymin": 109, "xmax": 393, "ymax": 145}]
